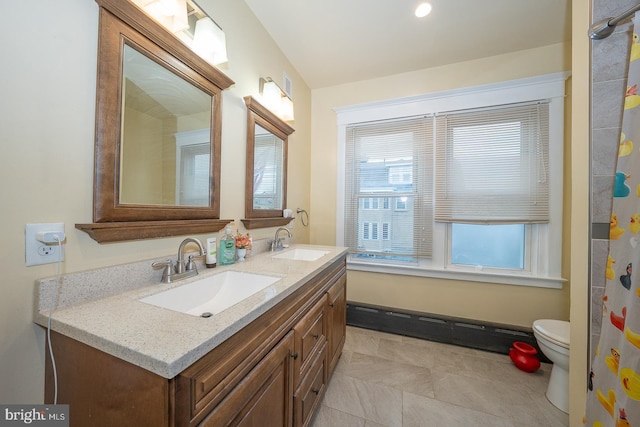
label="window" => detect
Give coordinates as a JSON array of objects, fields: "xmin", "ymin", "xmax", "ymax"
[
  {"xmin": 395, "ymin": 197, "xmax": 407, "ymax": 211},
  {"xmin": 363, "ymin": 198, "xmax": 379, "ymax": 210},
  {"xmin": 178, "ymin": 143, "xmax": 210, "ymax": 206},
  {"xmin": 336, "ymin": 72, "xmax": 567, "ymax": 288},
  {"xmin": 450, "ymin": 223, "xmax": 525, "ymax": 269},
  {"xmin": 363, "ymin": 198, "xmax": 391, "ymax": 210},
  {"xmin": 363, "ymin": 222, "xmax": 376, "ymax": 240},
  {"xmin": 253, "ymin": 132, "xmax": 284, "ymax": 210},
  {"xmin": 362, "ymin": 222, "xmax": 391, "ymax": 241},
  {"xmin": 435, "ymin": 102, "xmax": 549, "ymax": 271},
  {"xmin": 344, "ymin": 116, "xmax": 432, "ymax": 261},
  {"xmin": 382, "ymin": 222, "xmax": 390, "ymax": 240},
  {"xmin": 175, "ymin": 129, "xmax": 211, "ymax": 207}
]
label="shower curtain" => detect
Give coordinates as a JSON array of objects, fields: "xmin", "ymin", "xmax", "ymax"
[{"xmin": 586, "ymin": 15, "xmax": 640, "ymax": 427}]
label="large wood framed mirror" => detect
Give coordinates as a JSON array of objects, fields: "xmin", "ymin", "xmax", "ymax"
[
  {"xmin": 76, "ymin": 0, "xmax": 234, "ymax": 243},
  {"xmin": 241, "ymin": 96, "xmax": 294, "ymax": 229}
]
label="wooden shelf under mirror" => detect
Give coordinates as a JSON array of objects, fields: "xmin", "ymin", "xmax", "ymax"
[
  {"xmin": 76, "ymin": 219, "xmax": 232, "ymax": 243},
  {"xmin": 240, "ymin": 217, "xmax": 293, "ymax": 230}
]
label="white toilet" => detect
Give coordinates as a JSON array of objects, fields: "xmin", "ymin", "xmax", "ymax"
[{"xmin": 532, "ymin": 319, "xmax": 570, "ymax": 413}]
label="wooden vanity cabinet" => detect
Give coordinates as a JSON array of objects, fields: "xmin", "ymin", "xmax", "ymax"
[{"xmin": 45, "ymin": 255, "xmax": 346, "ymax": 427}]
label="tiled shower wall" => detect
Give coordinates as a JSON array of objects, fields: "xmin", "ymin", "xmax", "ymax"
[{"xmin": 590, "ymin": 0, "xmax": 636, "ymax": 362}]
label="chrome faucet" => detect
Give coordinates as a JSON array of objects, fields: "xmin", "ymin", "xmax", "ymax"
[
  {"xmin": 152, "ymin": 237, "xmax": 206, "ymax": 283},
  {"xmin": 176, "ymin": 237, "xmax": 206, "ymax": 273},
  {"xmin": 271, "ymin": 227, "xmax": 292, "ymax": 252}
]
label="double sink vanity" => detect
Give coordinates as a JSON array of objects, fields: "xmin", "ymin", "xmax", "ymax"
[{"xmin": 34, "ymin": 244, "xmax": 347, "ymax": 426}]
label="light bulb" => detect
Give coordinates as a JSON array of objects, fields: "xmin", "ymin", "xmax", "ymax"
[{"xmin": 415, "ymin": 3, "xmax": 432, "ymax": 18}]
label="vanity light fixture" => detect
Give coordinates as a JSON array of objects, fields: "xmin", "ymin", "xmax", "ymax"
[
  {"xmin": 415, "ymin": 2, "xmax": 432, "ymax": 18},
  {"xmin": 132, "ymin": 0, "xmax": 189, "ymax": 32},
  {"xmin": 131, "ymin": 0, "xmax": 229, "ymax": 66},
  {"xmin": 259, "ymin": 77, "xmax": 295, "ymax": 122},
  {"xmin": 192, "ymin": 17, "xmax": 228, "ymax": 65}
]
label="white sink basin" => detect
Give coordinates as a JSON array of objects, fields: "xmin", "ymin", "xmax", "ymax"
[
  {"xmin": 272, "ymin": 248, "xmax": 330, "ymax": 261},
  {"xmin": 139, "ymin": 271, "xmax": 281, "ymax": 317}
]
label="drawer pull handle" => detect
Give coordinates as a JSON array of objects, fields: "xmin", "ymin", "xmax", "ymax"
[
  {"xmin": 312, "ymin": 334, "xmax": 319, "ymax": 339},
  {"xmin": 328, "ymin": 303, "xmax": 334, "ymax": 307},
  {"xmin": 312, "ymin": 389, "xmax": 319, "ymax": 395},
  {"xmin": 291, "ymin": 352, "xmax": 298, "ymax": 360}
]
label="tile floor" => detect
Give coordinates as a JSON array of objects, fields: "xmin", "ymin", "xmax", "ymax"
[{"xmin": 311, "ymin": 326, "xmax": 569, "ymax": 427}]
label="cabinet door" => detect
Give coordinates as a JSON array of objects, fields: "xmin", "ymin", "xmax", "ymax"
[
  {"xmin": 326, "ymin": 273, "xmax": 346, "ymax": 375},
  {"xmin": 199, "ymin": 331, "xmax": 295, "ymax": 427}
]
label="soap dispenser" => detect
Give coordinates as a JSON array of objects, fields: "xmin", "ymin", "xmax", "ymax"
[{"xmin": 219, "ymin": 226, "xmax": 236, "ymax": 266}]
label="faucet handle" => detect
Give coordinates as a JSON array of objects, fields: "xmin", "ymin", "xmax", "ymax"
[
  {"xmin": 185, "ymin": 254, "xmax": 199, "ymax": 272},
  {"xmin": 152, "ymin": 259, "xmax": 172, "ymax": 270},
  {"xmin": 152, "ymin": 259, "xmax": 173, "ymax": 283}
]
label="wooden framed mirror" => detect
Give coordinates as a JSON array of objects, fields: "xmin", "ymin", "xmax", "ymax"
[
  {"xmin": 76, "ymin": 0, "xmax": 234, "ymax": 243},
  {"xmin": 241, "ymin": 96, "xmax": 294, "ymax": 229}
]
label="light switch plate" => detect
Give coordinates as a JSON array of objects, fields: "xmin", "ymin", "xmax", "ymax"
[{"xmin": 25, "ymin": 223, "xmax": 65, "ymax": 266}]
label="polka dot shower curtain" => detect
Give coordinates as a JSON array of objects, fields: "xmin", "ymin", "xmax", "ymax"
[{"xmin": 586, "ymin": 15, "xmax": 640, "ymax": 427}]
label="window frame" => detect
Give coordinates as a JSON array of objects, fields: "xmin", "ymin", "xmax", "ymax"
[{"xmin": 335, "ymin": 72, "xmax": 568, "ymax": 289}]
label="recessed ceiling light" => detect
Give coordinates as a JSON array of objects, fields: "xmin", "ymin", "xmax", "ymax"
[{"xmin": 415, "ymin": 3, "xmax": 432, "ymax": 18}]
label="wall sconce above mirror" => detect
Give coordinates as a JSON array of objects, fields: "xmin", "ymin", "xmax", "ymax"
[
  {"xmin": 259, "ymin": 77, "xmax": 294, "ymax": 122},
  {"xmin": 76, "ymin": 0, "xmax": 234, "ymax": 243},
  {"xmin": 131, "ymin": 0, "xmax": 228, "ymax": 66},
  {"xmin": 241, "ymin": 96, "xmax": 295, "ymax": 230}
]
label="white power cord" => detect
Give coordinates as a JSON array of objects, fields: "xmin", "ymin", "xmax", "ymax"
[{"xmin": 46, "ymin": 235, "xmax": 64, "ymax": 404}]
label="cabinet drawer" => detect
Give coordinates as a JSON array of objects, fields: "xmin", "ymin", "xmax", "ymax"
[
  {"xmin": 293, "ymin": 295, "xmax": 326, "ymax": 384},
  {"xmin": 294, "ymin": 343, "xmax": 326, "ymax": 427}
]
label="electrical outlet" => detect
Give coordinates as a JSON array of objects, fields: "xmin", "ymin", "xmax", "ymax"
[
  {"xmin": 25, "ymin": 223, "xmax": 65, "ymax": 266},
  {"xmin": 38, "ymin": 246, "xmax": 55, "ymax": 256}
]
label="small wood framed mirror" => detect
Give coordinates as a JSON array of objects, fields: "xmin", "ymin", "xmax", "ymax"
[
  {"xmin": 241, "ymin": 96, "xmax": 294, "ymax": 229},
  {"xmin": 76, "ymin": 0, "xmax": 234, "ymax": 243}
]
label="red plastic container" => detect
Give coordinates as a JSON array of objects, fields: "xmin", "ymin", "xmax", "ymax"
[{"xmin": 509, "ymin": 341, "xmax": 540, "ymax": 373}]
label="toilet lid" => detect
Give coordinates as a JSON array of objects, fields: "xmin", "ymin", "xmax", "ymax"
[{"xmin": 533, "ymin": 319, "xmax": 570, "ymax": 349}]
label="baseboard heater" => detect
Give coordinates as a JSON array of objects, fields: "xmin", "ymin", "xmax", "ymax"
[{"xmin": 346, "ymin": 301, "xmax": 550, "ymax": 363}]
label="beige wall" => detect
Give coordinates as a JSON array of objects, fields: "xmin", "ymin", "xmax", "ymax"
[
  {"xmin": 310, "ymin": 43, "xmax": 572, "ymax": 328},
  {"xmin": 0, "ymin": 0, "xmax": 311, "ymax": 403}
]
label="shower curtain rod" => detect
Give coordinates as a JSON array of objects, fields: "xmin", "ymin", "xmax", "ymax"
[{"xmin": 589, "ymin": 3, "xmax": 640, "ymax": 39}]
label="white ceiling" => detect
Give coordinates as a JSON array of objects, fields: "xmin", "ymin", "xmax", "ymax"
[{"xmin": 243, "ymin": 0, "xmax": 572, "ymax": 90}]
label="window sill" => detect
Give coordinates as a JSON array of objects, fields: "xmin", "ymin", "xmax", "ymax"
[{"xmin": 346, "ymin": 259, "xmax": 565, "ymax": 289}]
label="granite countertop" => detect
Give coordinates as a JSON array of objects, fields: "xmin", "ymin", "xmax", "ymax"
[{"xmin": 34, "ymin": 244, "xmax": 347, "ymax": 379}]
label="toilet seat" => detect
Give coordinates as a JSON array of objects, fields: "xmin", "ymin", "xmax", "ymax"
[{"xmin": 533, "ymin": 319, "xmax": 570, "ymax": 349}]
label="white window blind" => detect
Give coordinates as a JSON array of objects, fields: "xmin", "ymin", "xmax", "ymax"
[
  {"xmin": 434, "ymin": 102, "xmax": 550, "ymax": 223},
  {"xmin": 345, "ymin": 116, "xmax": 432, "ymax": 258},
  {"xmin": 178, "ymin": 143, "xmax": 210, "ymax": 206}
]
